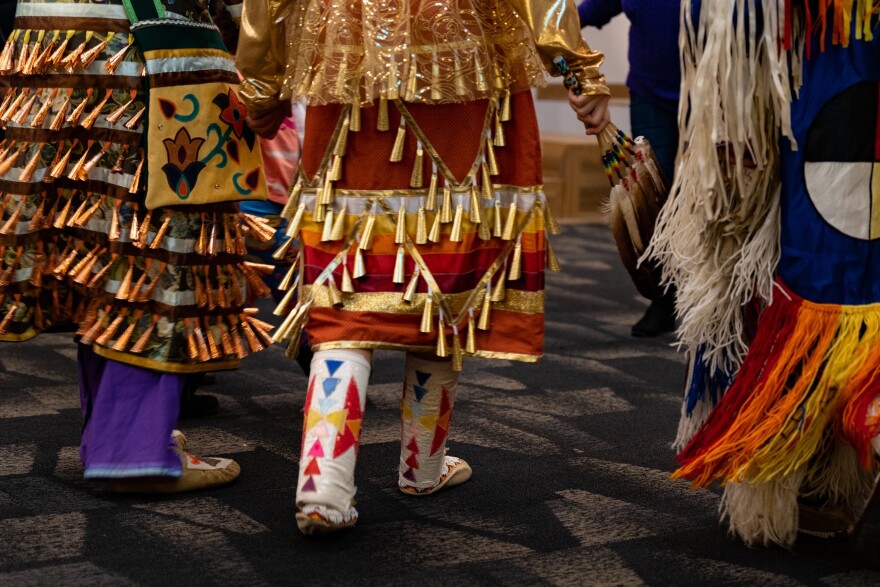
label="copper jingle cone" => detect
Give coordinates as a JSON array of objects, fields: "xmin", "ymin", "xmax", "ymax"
[
  {"xmin": 11, "ymin": 93, "xmax": 38, "ymax": 125},
  {"xmin": 123, "ymin": 106, "xmax": 145, "ymax": 129},
  {"xmin": 77, "ymin": 143, "xmax": 110, "ymax": 180},
  {"xmin": 79, "ymin": 90, "xmax": 112, "ymax": 129},
  {"xmin": 52, "ymin": 192, "xmax": 75, "ymax": 229},
  {"xmin": 112, "ymin": 320, "xmax": 138, "ymax": 352},
  {"xmin": 105, "ymin": 97, "xmax": 135, "ymax": 124},
  {"xmin": 59, "ymin": 39, "xmax": 88, "ymax": 72},
  {"xmin": 65, "ymin": 92, "xmax": 90, "ymax": 126},
  {"xmin": 130, "ymin": 318, "xmax": 158, "ymax": 354},
  {"xmin": 0, "ymin": 35, "xmax": 17, "ymax": 74},
  {"xmin": 1, "ymin": 90, "xmax": 28, "ymax": 123},
  {"xmin": 79, "ymin": 314, "xmax": 107, "ymax": 346},
  {"xmin": 66, "ymin": 144, "xmax": 92, "ymax": 180},
  {"xmin": 78, "ymin": 35, "xmax": 111, "ymax": 68},
  {"xmin": 205, "ymin": 322, "xmax": 222, "ymax": 359},
  {"xmin": 27, "ymin": 198, "xmax": 46, "ymax": 231},
  {"xmin": 148, "ymin": 211, "xmax": 172, "ymax": 250},
  {"xmin": 30, "ymin": 88, "xmax": 59, "ymax": 128},
  {"xmin": 48, "ymin": 141, "xmax": 75, "ymax": 178},
  {"xmin": 126, "ymin": 264, "xmax": 150, "ymax": 302},
  {"xmin": 87, "ymin": 255, "xmax": 116, "ymax": 289},
  {"xmin": 47, "ymin": 36, "xmax": 70, "ymax": 69},
  {"xmin": 114, "ymin": 262, "xmax": 134, "ymax": 300},
  {"xmin": 95, "ymin": 313, "xmax": 127, "ymax": 347},
  {"xmin": 17, "ymin": 147, "xmax": 42, "ymax": 183},
  {"xmin": 105, "ymin": 40, "xmax": 132, "ymax": 75}
]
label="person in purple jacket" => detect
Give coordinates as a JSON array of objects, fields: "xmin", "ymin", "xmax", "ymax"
[{"xmin": 579, "ymin": 0, "xmax": 680, "ymax": 337}]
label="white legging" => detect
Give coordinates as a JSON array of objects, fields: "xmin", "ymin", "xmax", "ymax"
[{"xmin": 296, "ymin": 349, "xmax": 460, "ymax": 512}]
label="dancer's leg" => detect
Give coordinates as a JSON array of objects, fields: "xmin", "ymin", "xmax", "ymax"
[
  {"xmin": 78, "ymin": 344, "xmax": 182, "ymax": 478},
  {"xmin": 296, "ymin": 349, "xmax": 371, "ymax": 534},
  {"xmin": 398, "ymin": 352, "xmax": 471, "ymax": 495},
  {"xmin": 78, "ymin": 344, "xmax": 240, "ymax": 492}
]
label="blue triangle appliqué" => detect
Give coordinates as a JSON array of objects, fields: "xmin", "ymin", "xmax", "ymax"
[
  {"xmin": 322, "ymin": 377, "xmax": 341, "ymax": 397},
  {"xmin": 415, "ymin": 371, "xmax": 431, "ymax": 386},
  {"xmin": 414, "ymin": 385, "xmax": 429, "ymax": 402},
  {"xmin": 325, "ymin": 360, "xmax": 344, "ymax": 377}
]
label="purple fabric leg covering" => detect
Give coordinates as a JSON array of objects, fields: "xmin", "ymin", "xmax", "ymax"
[{"xmin": 77, "ymin": 344, "xmax": 184, "ymax": 479}]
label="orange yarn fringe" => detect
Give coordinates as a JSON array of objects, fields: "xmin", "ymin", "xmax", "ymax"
[
  {"xmin": 803, "ymin": 0, "xmax": 880, "ymax": 54},
  {"xmin": 674, "ymin": 282, "xmax": 880, "ymax": 487}
]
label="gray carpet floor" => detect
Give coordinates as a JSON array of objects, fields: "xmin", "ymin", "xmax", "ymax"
[{"xmin": 0, "ymin": 224, "xmax": 877, "ymax": 586}]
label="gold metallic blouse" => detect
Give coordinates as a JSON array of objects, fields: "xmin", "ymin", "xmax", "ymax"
[{"xmin": 237, "ymin": 0, "xmax": 609, "ymax": 116}]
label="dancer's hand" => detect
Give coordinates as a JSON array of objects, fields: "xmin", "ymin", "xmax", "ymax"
[
  {"xmin": 568, "ymin": 91, "xmax": 611, "ymax": 135},
  {"xmin": 247, "ymin": 102, "xmax": 292, "ymax": 139}
]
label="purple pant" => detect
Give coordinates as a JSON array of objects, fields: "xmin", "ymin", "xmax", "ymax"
[{"xmin": 78, "ymin": 344, "xmax": 183, "ymax": 478}]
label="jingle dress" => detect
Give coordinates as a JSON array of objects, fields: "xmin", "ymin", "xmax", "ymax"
[
  {"xmin": 0, "ymin": 0, "xmax": 273, "ymax": 370},
  {"xmin": 1, "ymin": 0, "xmax": 270, "ymax": 476},
  {"xmin": 237, "ymin": 0, "xmax": 609, "ymax": 366}
]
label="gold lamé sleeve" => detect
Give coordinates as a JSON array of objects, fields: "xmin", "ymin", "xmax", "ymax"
[
  {"xmin": 236, "ymin": 0, "xmax": 288, "ymax": 117},
  {"xmin": 505, "ymin": 0, "xmax": 610, "ymax": 96}
]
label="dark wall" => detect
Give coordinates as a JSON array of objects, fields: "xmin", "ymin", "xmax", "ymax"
[
  {"xmin": 1, "ymin": 0, "xmax": 15, "ymax": 42},
  {"xmin": 1, "ymin": 0, "xmax": 13, "ymax": 141}
]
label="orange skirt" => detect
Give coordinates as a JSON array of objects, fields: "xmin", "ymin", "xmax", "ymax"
[{"xmin": 274, "ymin": 91, "xmax": 560, "ymax": 365}]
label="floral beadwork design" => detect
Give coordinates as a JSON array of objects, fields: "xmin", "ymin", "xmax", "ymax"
[
  {"xmin": 161, "ymin": 128, "xmax": 207, "ymax": 200},
  {"xmin": 158, "ymin": 88, "xmax": 261, "ymax": 201}
]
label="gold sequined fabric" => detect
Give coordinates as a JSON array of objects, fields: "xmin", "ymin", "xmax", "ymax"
[{"xmin": 238, "ymin": 0, "xmax": 608, "ymax": 113}]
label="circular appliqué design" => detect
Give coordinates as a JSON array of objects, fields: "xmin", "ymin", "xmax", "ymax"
[{"xmin": 804, "ymin": 81, "xmax": 880, "ymax": 240}]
